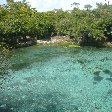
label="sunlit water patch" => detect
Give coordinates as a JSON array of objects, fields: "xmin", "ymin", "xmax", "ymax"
[{"xmin": 0, "ymin": 46, "xmax": 112, "ymax": 112}]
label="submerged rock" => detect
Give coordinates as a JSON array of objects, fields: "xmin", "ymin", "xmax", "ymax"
[
  {"xmin": 93, "ymin": 76, "xmax": 103, "ymax": 82},
  {"xmin": 93, "ymin": 68, "xmax": 101, "ymax": 76},
  {"xmin": 103, "ymin": 69, "xmax": 112, "ymax": 77}
]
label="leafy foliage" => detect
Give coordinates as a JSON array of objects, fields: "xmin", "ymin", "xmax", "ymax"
[
  {"xmin": 0, "ymin": 2, "xmax": 112, "ymax": 47},
  {"xmin": 0, "ymin": 44, "xmax": 11, "ymax": 75}
]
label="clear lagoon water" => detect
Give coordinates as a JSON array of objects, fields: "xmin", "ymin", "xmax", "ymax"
[{"xmin": 0, "ymin": 45, "xmax": 112, "ymax": 112}]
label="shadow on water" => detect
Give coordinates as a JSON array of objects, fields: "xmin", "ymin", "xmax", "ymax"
[
  {"xmin": 93, "ymin": 70, "xmax": 101, "ymax": 76},
  {"xmin": 0, "ymin": 92, "xmax": 80, "ymax": 112},
  {"xmin": 100, "ymin": 57, "xmax": 110, "ymax": 62},
  {"xmin": 0, "ymin": 102, "xmax": 16, "ymax": 112},
  {"xmin": 77, "ymin": 58, "xmax": 89, "ymax": 64},
  {"xmin": 93, "ymin": 75, "xmax": 104, "ymax": 82},
  {"xmin": 11, "ymin": 62, "xmax": 31, "ymax": 71},
  {"xmin": 107, "ymin": 89, "xmax": 112, "ymax": 96},
  {"xmin": 9, "ymin": 46, "xmax": 69, "ymax": 72},
  {"xmin": 93, "ymin": 68, "xmax": 103, "ymax": 82},
  {"xmin": 106, "ymin": 78, "xmax": 112, "ymax": 82},
  {"xmin": 103, "ymin": 69, "xmax": 112, "ymax": 82},
  {"xmin": 103, "ymin": 69, "xmax": 112, "ymax": 77}
]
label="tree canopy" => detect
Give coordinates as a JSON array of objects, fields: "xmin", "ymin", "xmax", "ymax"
[{"xmin": 0, "ymin": 1, "xmax": 112, "ymax": 47}]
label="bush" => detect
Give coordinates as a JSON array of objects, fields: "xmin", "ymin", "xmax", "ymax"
[{"xmin": 0, "ymin": 2, "xmax": 112, "ymax": 47}]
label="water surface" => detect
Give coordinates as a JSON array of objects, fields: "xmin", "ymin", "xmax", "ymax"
[{"xmin": 0, "ymin": 46, "xmax": 112, "ymax": 112}]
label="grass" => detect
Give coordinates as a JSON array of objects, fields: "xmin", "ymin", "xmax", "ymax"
[{"xmin": 36, "ymin": 41, "xmax": 80, "ymax": 48}]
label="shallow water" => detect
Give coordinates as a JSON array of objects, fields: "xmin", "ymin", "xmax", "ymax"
[{"xmin": 0, "ymin": 46, "xmax": 112, "ymax": 112}]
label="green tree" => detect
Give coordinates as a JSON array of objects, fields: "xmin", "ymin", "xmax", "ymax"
[
  {"xmin": 7, "ymin": 0, "xmax": 14, "ymax": 3},
  {"xmin": 71, "ymin": 2, "xmax": 80, "ymax": 10},
  {"xmin": 84, "ymin": 4, "xmax": 92, "ymax": 10},
  {"xmin": 0, "ymin": 1, "xmax": 112, "ymax": 47}
]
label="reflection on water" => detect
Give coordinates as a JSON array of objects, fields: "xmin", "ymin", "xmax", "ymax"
[{"xmin": 0, "ymin": 46, "xmax": 112, "ymax": 112}]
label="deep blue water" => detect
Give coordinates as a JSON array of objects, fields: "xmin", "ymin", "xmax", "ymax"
[{"xmin": 0, "ymin": 45, "xmax": 112, "ymax": 112}]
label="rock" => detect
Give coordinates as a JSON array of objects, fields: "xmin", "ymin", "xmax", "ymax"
[
  {"xmin": 51, "ymin": 36, "xmax": 71, "ymax": 43},
  {"xmin": 0, "ymin": 104, "xmax": 6, "ymax": 109},
  {"xmin": 93, "ymin": 68, "xmax": 101, "ymax": 76}
]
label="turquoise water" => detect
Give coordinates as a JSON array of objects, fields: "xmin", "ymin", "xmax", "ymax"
[{"xmin": 0, "ymin": 46, "xmax": 112, "ymax": 112}]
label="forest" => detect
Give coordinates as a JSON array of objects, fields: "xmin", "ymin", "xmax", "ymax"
[{"xmin": 0, "ymin": 1, "xmax": 112, "ymax": 47}]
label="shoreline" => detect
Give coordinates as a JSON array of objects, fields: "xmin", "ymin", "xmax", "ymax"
[
  {"xmin": 36, "ymin": 36, "xmax": 81, "ymax": 48},
  {"xmin": 36, "ymin": 36, "xmax": 112, "ymax": 48}
]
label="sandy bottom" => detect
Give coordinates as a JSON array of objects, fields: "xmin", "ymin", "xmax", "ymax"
[{"xmin": 0, "ymin": 46, "xmax": 112, "ymax": 112}]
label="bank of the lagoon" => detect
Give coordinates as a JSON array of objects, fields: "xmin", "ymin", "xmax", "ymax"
[{"xmin": 0, "ymin": 45, "xmax": 112, "ymax": 112}]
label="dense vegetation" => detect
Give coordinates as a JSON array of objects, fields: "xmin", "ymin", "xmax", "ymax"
[
  {"xmin": 0, "ymin": 1, "xmax": 112, "ymax": 47},
  {"xmin": 0, "ymin": 44, "xmax": 11, "ymax": 75}
]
